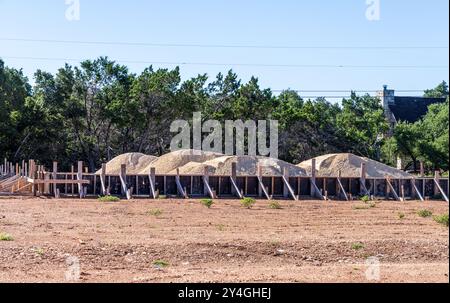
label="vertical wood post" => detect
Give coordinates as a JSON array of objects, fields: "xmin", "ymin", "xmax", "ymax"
[
  {"xmin": 310, "ymin": 159, "xmax": 316, "ymax": 198},
  {"xmin": 77, "ymin": 161, "xmax": 84, "ymax": 198},
  {"xmin": 360, "ymin": 163, "xmax": 367, "ymax": 195},
  {"xmin": 53, "ymin": 161, "xmax": 58, "ymax": 197}
]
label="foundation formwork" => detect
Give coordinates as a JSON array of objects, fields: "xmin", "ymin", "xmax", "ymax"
[{"xmin": 1, "ymin": 159, "xmax": 449, "ymax": 202}]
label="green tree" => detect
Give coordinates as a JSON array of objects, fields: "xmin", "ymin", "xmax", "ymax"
[
  {"xmin": 336, "ymin": 93, "xmax": 388, "ymax": 159},
  {"xmin": 424, "ymin": 81, "xmax": 449, "ymax": 98}
]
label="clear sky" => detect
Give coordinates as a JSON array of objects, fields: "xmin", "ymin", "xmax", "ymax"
[{"xmin": 0, "ymin": 0, "xmax": 448, "ymax": 99}]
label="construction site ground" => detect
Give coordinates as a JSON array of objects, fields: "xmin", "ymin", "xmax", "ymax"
[{"xmin": 0, "ymin": 197, "xmax": 448, "ymax": 283}]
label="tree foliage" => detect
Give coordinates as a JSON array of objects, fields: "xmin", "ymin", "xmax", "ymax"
[{"xmin": 0, "ymin": 58, "xmax": 447, "ymax": 173}]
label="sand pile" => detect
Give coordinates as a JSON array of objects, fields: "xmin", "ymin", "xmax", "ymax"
[
  {"xmin": 171, "ymin": 155, "xmax": 308, "ymax": 176},
  {"xmin": 297, "ymin": 153, "xmax": 412, "ymax": 178},
  {"xmin": 96, "ymin": 153, "xmax": 157, "ymax": 175},
  {"xmin": 139, "ymin": 149, "xmax": 223, "ymax": 175}
]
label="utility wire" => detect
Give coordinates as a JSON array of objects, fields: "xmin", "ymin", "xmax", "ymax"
[
  {"xmin": 1, "ymin": 56, "xmax": 448, "ymax": 69},
  {"xmin": 0, "ymin": 38, "xmax": 448, "ymax": 50}
]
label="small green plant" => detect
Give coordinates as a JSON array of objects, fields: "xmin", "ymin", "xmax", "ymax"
[
  {"xmin": 269, "ymin": 201, "xmax": 282, "ymax": 209},
  {"xmin": 433, "ymin": 214, "xmax": 449, "ymax": 227},
  {"xmin": 153, "ymin": 260, "xmax": 169, "ymax": 268},
  {"xmin": 351, "ymin": 242, "xmax": 364, "ymax": 250},
  {"xmin": 398, "ymin": 212, "xmax": 405, "ymax": 219},
  {"xmin": 98, "ymin": 195, "xmax": 120, "ymax": 202},
  {"xmin": 201, "ymin": 199, "xmax": 214, "ymax": 209},
  {"xmin": 158, "ymin": 195, "xmax": 167, "ymax": 200},
  {"xmin": 0, "ymin": 232, "xmax": 13, "ymax": 241},
  {"xmin": 217, "ymin": 224, "xmax": 225, "ymax": 231},
  {"xmin": 241, "ymin": 197, "xmax": 256, "ymax": 209},
  {"xmin": 148, "ymin": 209, "xmax": 163, "ymax": 217},
  {"xmin": 33, "ymin": 247, "xmax": 45, "ymax": 256},
  {"xmin": 417, "ymin": 209, "xmax": 433, "ymax": 218},
  {"xmin": 361, "ymin": 195, "xmax": 370, "ymax": 203}
]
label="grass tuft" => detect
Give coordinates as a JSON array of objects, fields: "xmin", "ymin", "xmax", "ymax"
[
  {"xmin": 241, "ymin": 197, "xmax": 256, "ymax": 209},
  {"xmin": 0, "ymin": 232, "xmax": 14, "ymax": 241},
  {"xmin": 200, "ymin": 199, "xmax": 214, "ymax": 209},
  {"xmin": 433, "ymin": 214, "xmax": 449, "ymax": 227},
  {"xmin": 98, "ymin": 195, "xmax": 120, "ymax": 202},
  {"xmin": 417, "ymin": 209, "xmax": 433, "ymax": 218},
  {"xmin": 153, "ymin": 260, "xmax": 169, "ymax": 268},
  {"xmin": 351, "ymin": 242, "xmax": 364, "ymax": 250},
  {"xmin": 269, "ymin": 201, "xmax": 282, "ymax": 209},
  {"xmin": 148, "ymin": 209, "xmax": 163, "ymax": 217}
]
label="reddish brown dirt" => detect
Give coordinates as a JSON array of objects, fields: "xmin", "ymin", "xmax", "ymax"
[{"xmin": 0, "ymin": 196, "xmax": 448, "ymax": 283}]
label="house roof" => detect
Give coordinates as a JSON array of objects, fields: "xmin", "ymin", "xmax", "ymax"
[{"xmin": 389, "ymin": 96, "xmax": 447, "ymax": 123}]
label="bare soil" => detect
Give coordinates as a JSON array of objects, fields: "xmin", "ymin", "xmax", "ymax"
[{"xmin": 0, "ymin": 196, "xmax": 448, "ymax": 283}]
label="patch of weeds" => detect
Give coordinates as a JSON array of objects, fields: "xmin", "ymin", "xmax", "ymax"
[
  {"xmin": 398, "ymin": 212, "xmax": 405, "ymax": 219},
  {"xmin": 361, "ymin": 195, "xmax": 370, "ymax": 203},
  {"xmin": 241, "ymin": 197, "xmax": 256, "ymax": 209},
  {"xmin": 98, "ymin": 195, "xmax": 120, "ymax": 202},
  {"xmin": 200, "ymin": 199, "xmax": 214, "ymax": 209},
  {"xmin": 269, "ymin": 201, "xmax": 282, "ymax": 209},
  {"xmin": 148, "ymin": 209, "xmax": 163, "ymax": 217},
  {"xmin": 433, "ymin": 214, "xmax": 449, "ymax": 227},
  {"xmin": 417, "ymin": 209, "xmax": 433, "ymax": 218},
  {"xmin": 216, "ymin": 224, "xmax": 225, "ymax": 231},
  {"xmin": 33, "ymin": 247, "xmax": 45, "ymax": 256},
  {"xmin": 153, "ymin": 260, "xmax": 169, "ymax": 268},
  {"xmin": 351, "ymin": 242, "xmax": 364, "ymax": 250},
  {"xmin": 158, "ymin": 195, "xmax": 167, "ymax": 200},
  {"xmin": 0, "ymin": 232, "xmax": 13, "ymax": 241}
]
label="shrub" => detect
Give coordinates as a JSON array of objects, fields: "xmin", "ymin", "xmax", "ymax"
[
  {"xmin": 0, "ymin": 232, "xmax": 13, "ymax": 241},
  {"xmin": 398, "ymin": 212, "xmax": 405, "ymax": 219},
  {"xmin": 433, "ymin": 214, "xmax": 449, "ymax": 227},
  {"xmin": 98, "ymin": 195, "xmax": 120, "ymax": 202},
  {"xmin": 417, "ymin": 209, "xmax": 433, "ymax": 218},
  {"xmin": 241, "ymin": 197, "xmax": 256, "ymax": 209},
  {"xmin": 351, "ymin": 242, "xmax": 364, "ymax": 250},
  {"xmin": 148, "ymin": 209, "xmax": 163, "ymax": 217},
  {"xmin": 269, "ymin": 201, "xmax": 282, "ymax": 209},
  {"xmin": 201, "ymin": 199, "xmax": 214, "ymax": 209}
]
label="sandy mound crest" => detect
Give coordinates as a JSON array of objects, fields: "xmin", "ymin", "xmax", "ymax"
[
  {"xmin": 172, "ymin": 155, "xmax": 308, "ymax": 176},
  {"xmin": 298, "ymin": 153, "xmax": 412, "ymax": 178},
  {"xmin": 96, "ymin": 153, "xmax": 157, "ymax": 175},
  {"xmin": 139, "ymin": 149, "xmax": 224, "ymax": 175}
]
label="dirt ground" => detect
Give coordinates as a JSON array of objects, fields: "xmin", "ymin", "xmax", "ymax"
[{"xmin": 0, "ymin": 196, "xmax": 448, "ymax": 283}]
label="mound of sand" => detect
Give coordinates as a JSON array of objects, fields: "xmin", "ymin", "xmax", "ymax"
[
  {"xmin": 139, "ymin": 149, "xmax": 224, "ymax": 175},
  {"xmin": 171, "ymin": 155, "xmax": 308, "ymax": 176},
  {"xmin": 96, "ymin": 153, "xmax": 158, "ymax": 175},
  {"xmin": 297, "ymin": 153, "xmax": 412, "ymax": 178}
]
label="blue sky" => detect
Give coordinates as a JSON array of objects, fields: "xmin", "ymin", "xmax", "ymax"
[{"xmin": 0, "ymin": 0, "xmax": 448, "ymax": 99}]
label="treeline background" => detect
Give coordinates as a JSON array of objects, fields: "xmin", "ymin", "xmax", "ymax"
[{"xmin": 0, "ymin": 57, "xmax": 448, "ymax": 172}]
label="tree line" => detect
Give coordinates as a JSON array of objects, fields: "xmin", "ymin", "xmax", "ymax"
[{"xmin": 0, "ymin": 57, "xmax": 448, "ymax": 172}]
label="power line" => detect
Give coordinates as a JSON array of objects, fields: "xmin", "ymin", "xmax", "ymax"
[
  {"xmin": 271, "ymin": 90, "xmax": 426, "ymax": 93},
  {"xmin": 0, "ymin": 38, "xmax": 448, "ymax": 50},
  {"xmin": 1, "ymin": 56, "xmax": 448, "ymax": 69}
]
